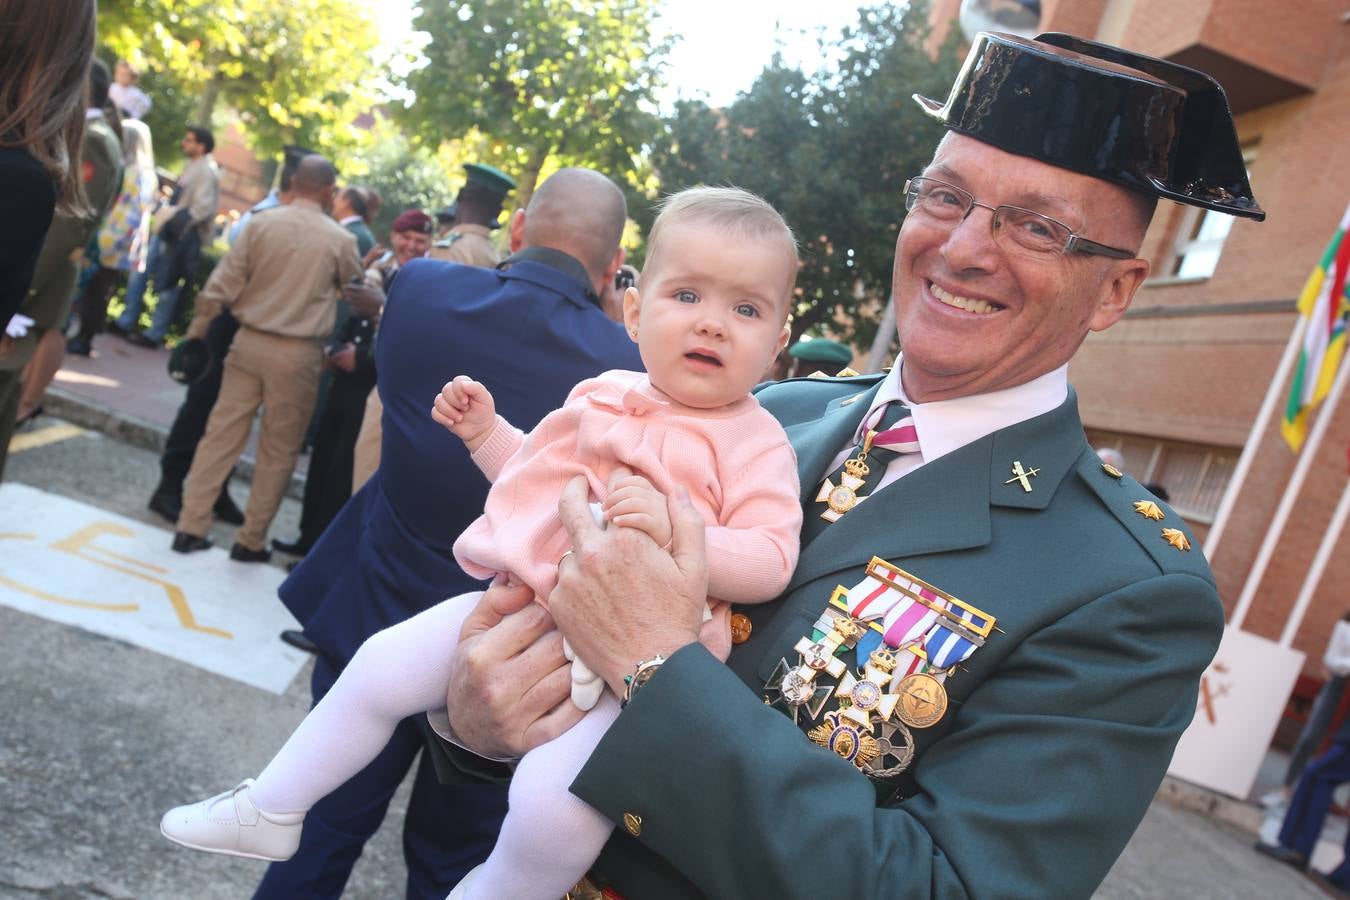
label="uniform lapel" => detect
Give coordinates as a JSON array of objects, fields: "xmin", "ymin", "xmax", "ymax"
[
  {"xmin": 784, "ymin": 390, "xmax": 1086, "ymax": 594},
  {"xmin": 782, "ymin": 381, "xmax": 885, "ymax": 504}
]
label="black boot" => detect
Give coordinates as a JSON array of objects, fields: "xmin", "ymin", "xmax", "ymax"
[
  {"xmin": 213, "ymin": 484, "xmax": 245, "ymax": 525},
  {"xmin": 148, "ymin": 486, "xmax": 183, "ymax": 523}
]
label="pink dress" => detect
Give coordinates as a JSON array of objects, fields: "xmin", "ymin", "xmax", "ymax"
[{"xmin": 453, "ymin": 370, "xmax": 802, "ymax": 607}]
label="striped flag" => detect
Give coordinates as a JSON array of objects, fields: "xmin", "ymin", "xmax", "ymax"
[{"xmin": 1283, "ymin": 202, "xmax": 1350, "ymax": 451}]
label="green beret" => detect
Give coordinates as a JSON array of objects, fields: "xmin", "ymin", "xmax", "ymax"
[
  {"xmin": 788, "ymin": 338, "xmax": 853, "ymax": 365},
  {"xmin": 463, "ymin": 163, "xmax": 516, "ymax": 197}
]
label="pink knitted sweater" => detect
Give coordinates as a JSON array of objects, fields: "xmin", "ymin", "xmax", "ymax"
[{"xmin": 453, "ymin": 370, "xmax": 801, "ymax": 607}]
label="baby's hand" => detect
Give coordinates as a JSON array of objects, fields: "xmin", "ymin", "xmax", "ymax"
[
  {"xmin": 602, "ymin": 473, "xmax": 673, "ymax": 549},
  {"xmin": 431, "ymin": 375, "xmax": 497, "ymax": 452}
]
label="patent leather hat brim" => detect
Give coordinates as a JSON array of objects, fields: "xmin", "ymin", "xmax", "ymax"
[{"xmin": 914, "ymin": 31, "xmax": 1264, "ymax": 221}]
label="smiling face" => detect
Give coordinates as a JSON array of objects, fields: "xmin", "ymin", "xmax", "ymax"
[
  {"xmin": 389, "ymin": 228, "xmax": 429, "ymax": 265},
  {"xmin": 625, "ymin": 220, "xmax": 793, "ymax": 410},
  {"xmin": 893, "ymin": 133, "xmax": 1152, "ymax": 403}
]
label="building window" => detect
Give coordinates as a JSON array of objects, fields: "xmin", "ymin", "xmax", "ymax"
[
  {"xmin": 1161, "ymin": 144, "xmax": 1257, "ymax": 280},
  {"xmin": 1085, "ymin": 431, "xmax": 1237, "ymax": 524},
  {"xmin": 1170, "ymin": 207, "xmax": 1236, "ymax": 279}
]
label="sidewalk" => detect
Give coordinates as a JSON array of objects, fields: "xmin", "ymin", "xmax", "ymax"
[{"xmin": 38, "ymin": 332, "xmax": 308, "ymax": 493}]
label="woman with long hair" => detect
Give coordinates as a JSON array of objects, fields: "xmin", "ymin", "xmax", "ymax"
[{"xmin": 0, "ymin": 0, "xmax": 97, "ymax": 331}]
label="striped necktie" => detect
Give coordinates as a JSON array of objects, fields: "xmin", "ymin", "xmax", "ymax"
[{"xmin": 801, "ymin": 402, "xmax": 919, "ymax": 545}]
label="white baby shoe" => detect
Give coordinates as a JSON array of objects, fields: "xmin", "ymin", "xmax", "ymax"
[{"xmin": 160, "ymin": 779, "xmax": 304, "ymax": 861}]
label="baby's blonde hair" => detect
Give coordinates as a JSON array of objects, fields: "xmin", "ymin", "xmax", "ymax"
[{"xmin": 647, "ymin": 186, "xmax": 800, "ymax": 302}]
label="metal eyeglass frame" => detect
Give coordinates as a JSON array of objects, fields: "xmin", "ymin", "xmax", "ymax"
[{"xmin": 903, "ymin": 176, "xmax": 1138, "ymax": 260}]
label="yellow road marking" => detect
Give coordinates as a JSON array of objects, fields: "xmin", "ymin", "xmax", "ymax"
[
  {"xmin": 0, "ymin": 573, "xmax": 139, "ymax": 613},
  {"xmin": 8, "ymin": 423, "xmax": 88, "ymax": 453}
]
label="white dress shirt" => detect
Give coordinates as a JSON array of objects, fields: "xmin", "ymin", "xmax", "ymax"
[{"xmin": 822, "ymin": 355, "xmax": 1070, "ymax": 492}]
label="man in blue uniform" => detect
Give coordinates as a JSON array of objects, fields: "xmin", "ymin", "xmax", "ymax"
[
  {"xmin": 438, "ymin": 33, "xmax": 1263, "ymax": 899},
  {"xmin": 253, "ymin": 167, "xmax": 642, "ymax": 899}
]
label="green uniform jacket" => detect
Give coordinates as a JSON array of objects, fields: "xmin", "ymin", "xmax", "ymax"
[
  {"xmin": 3, "ymin": 114, "xmax": 122, "ymax": 371},
  {"xmin": 571, "ymin": 373, "xmax": 1224, "ymax": 899}
]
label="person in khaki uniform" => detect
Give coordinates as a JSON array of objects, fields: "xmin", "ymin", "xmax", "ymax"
[
  {"xmin": 171, "ymin": 155, "xmax": 362, "ymax": 561},
  {"xmin": 351, "ymin": 164, "xmax": 513, "ymax": 490},
  {"xmin": 427, "ymin": 162, "xmax": 514, "ymax": 267}
]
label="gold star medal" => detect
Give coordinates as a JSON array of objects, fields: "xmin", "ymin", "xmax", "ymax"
[
  {"xmin": 808, "ymin": 712, "xmax": 882, "ymax": 769},
  {"xmin": 1162, "ymin": 528, "xmax": 1192, "ymax": 551},
  {"xmin": 1133, "ymin": 500, "xmax": 1165, "ymax": 521}
]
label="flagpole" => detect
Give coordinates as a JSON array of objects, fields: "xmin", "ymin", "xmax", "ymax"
[
  {"xmin": 1204, "ymin": 314, "xmax": 1308, "ymax": 561},
  {"xmin": 1230, "ymin": 357, "xmax": 1350, "ymax": 630},
  {"xmin": 1280, "ymin": 476, "xmax": 1350, "ymax": 646}
]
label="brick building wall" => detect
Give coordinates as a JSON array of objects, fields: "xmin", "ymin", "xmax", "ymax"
[{"xmin": 927, "ymin": 1, "xmax": 1350, "ymax": 668}]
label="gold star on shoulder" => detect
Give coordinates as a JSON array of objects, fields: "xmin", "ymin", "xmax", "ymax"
[
  {"xmin": 1161, "ymin": 528, "xmax": 1191, "ymax": 551},
  {"xmin": 1133, "ymin": 500, "xmax": 1165, "ymax": 521}
]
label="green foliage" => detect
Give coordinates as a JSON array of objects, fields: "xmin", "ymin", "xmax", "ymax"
[
  {"xmin": 350, "ymin": 118, "xmax": 457, "ymax": 238},
  {"xmin": 648, "ymin": 1, "xmax": 962, "ymax": 349},
  {"xmin": 98, "ymin": 0, "xmax": 381, "ymax": 170},
  {"xmin": 401, "ymin": 0, "xmax": 669, "ymax": 206}
]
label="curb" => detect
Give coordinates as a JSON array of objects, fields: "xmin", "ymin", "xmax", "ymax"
[
  {"xmin": 44, "ymin": 386, "xmax": 306, "ymax": 501},
  {"xmin": 1155, "ymin": 776, "xmax": 1264, "ymax": 834}
]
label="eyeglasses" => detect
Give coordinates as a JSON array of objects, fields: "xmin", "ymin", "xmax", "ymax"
[{"xmin": 902, "ymin": 177, "xmax": 1137, "ymax": 260}]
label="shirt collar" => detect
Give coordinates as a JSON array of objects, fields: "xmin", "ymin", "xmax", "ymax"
[
  {"xmin": 85, "ymin": 108, "xmax": 104, "ymax": 120},
  {"xmin": 339, "ymin": 215, "xmax": 363, "ymax": 226},
  {"xmin": 498, "ymin": 246, "xmax": 601, "ymax": 308},
  {"xmin": 859, "ymin": 356, "xmax": 1069, "ymax": 464}
]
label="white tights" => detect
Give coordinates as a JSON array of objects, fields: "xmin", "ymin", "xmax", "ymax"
[{"xmin": 247, "ymin": 591, "xmax": 618, "ymax": 900}]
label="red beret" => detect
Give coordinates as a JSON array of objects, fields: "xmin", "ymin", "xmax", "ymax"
[{"xmin": 391, "ymin": 210, "xmax": 433, "ymax": 234}]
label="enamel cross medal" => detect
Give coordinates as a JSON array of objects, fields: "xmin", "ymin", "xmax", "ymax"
[
  {"xmin": 764, "ymin": 598, "xmax": 868, "ymax": 724},
  {"xmin": 815, "ymin": 435, "xmax": 877, "ymax": 524}
]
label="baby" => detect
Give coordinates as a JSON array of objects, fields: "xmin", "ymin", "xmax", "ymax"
[{"xmin": 161, "ymin": 186, "xmax": 804, "ymax": 899}]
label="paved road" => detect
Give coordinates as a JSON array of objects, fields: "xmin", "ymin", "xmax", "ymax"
[{"xmin": 0, "ymin": 416, "xmax": 1332, "ymax": 899}]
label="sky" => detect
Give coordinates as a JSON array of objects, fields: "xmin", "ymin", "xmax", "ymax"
[{"xmin": 370, "ymin": 0, "xmax": 860, "ymax": 110}]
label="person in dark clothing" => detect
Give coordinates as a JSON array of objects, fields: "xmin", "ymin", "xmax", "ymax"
[{"xmin": 0, "ymin": 0, "xmax": 96, "ymax": 330}]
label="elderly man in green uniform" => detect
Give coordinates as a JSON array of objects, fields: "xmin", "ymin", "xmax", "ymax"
[
  {"xmin": 0, "ymin": 59, "xmax": 122, "ymax": 478},
  {"xmin": 428, "ymin": 33, "xmax": 1261, "ymax": 898},
  {"xmin": 428, "ymin": 163, "xmax": 514, "ymax": 268}
]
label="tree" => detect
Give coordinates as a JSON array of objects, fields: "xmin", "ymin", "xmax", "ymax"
[
  {"xmin": 648, "ymin": 1, "xmax": 962, "ymax": 351},
  {"xmin": 98, "ymin": 0, "xmax": 381, "ymax": 167},
  {"xmin": 402, "ymin": 0, "xmax": 669, "ymax": 207},
  {"xmin": 347, "ymin": 117, "xmax": 457, "ymax": 238}
]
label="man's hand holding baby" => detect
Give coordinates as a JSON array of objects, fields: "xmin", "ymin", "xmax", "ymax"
[{"xmin": 432, "ymin": 375, "xmax": 498, "ymax": 452}]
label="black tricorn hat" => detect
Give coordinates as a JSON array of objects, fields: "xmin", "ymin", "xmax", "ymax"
[
  {"xmin": 167, "ymin": 338, "xmax": 212, "ymax": 385},
  {"xmin": 914, "ymin": 32, "xmax": 1264, "ymax": 221}
]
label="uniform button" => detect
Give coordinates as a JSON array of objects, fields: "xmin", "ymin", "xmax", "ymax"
[
  {"xmin": 730, "ymin": 613, "xmax": 752, "ymax": 644},
  {"xmin": 622, "ymin": 812, "xmax": 642, "ymax": 836}
]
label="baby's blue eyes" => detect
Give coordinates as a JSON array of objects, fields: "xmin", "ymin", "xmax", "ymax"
[{"xmin": 671, "ymin": 291, "xmax": 760, "ymax": 318}]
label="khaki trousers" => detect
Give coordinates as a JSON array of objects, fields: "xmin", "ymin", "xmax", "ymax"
[
  {"xmin": 350, "ymin": 386, "xmax": 383, "ymax": 493},
  {"xmin": 177, "ymin": 328, "xmax": 323, "ymax": 550}
]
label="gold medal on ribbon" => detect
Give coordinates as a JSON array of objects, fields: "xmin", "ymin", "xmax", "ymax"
[{"xmin": 895, "ymin": 671, "xmax": 947, "ymax": 728}]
